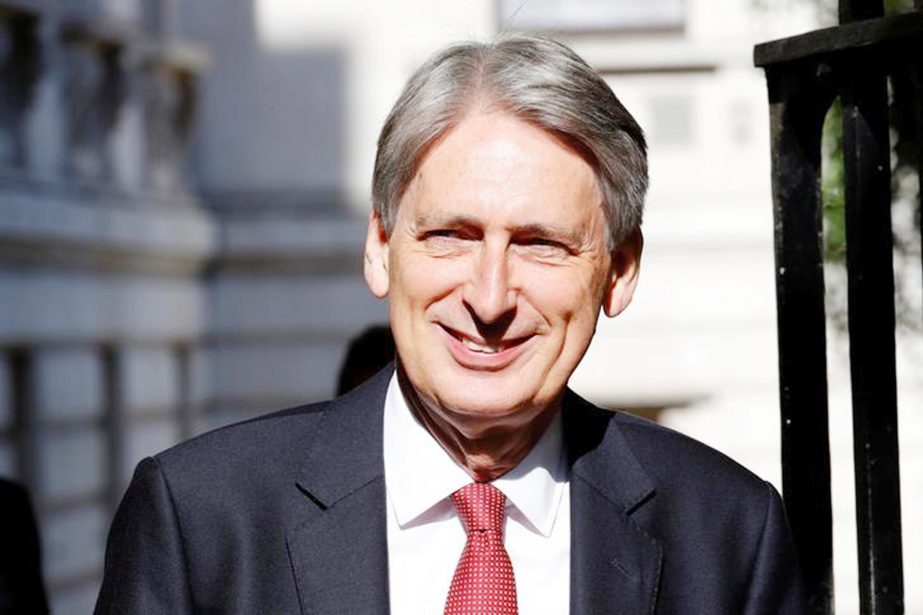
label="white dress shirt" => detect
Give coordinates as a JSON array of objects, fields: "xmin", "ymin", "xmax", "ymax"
[{"xmin": 383, "ymin": 374, "xmax": 570, "ymax": 614}]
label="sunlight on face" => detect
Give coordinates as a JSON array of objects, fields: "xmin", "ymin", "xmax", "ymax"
[{"xmin": 366, "ymin": 112, "xmax": 625, "ymax": 432}]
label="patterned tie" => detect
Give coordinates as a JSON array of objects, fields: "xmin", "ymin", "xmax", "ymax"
[{"xmin": 444, "ymin": 482, "xmax": 518, "ymax": 614}]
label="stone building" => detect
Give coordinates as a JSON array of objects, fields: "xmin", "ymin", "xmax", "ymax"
[{"xmin": 1, "ymin": 1, "xmax": 213, "ymax": 611}]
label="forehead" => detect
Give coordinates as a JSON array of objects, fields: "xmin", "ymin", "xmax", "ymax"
[{"xmin": 401, "ymin": 112, "xmax": 604, "ymax": 228}]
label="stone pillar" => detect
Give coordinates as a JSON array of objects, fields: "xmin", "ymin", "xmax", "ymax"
[
  {"xmin": 141, "ymin": 46, "xmax": 202, "ymax": 194},
  {"xmin": 0, "ymin": 8, "xmax": 41, "ymax": 168}
]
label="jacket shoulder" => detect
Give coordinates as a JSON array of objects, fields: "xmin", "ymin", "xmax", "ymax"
[
  {"xmin": 612, "ymin": 409, "xmax": 770, "ymax": 496},
  {"xmin": 566, "ymin": 390, "xmax": 773, "ymax": 508},
  {"xmin": 156, "ymin": 399, "xmax": 329, "ymax": 476},
  {"xmin": 153, "ymin": 365, "xmax": 393, "ymax": 481}
]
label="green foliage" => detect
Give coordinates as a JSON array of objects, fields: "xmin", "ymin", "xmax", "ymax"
[
  {"xmin": 884, "ymin": 0, "xmax": 914, "ymax": 14},
  {"xmin": 818, "ymin": 0, "xmax": 920, "ymax": 331},
  {"xmin": 821, "ymin": 99, "xmax": 846, "ymax": 262}
]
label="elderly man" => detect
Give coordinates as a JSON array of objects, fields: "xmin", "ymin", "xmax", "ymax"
[{"xmin": 96, "ymin": 35, "xmax": 805, "ymax": 614}]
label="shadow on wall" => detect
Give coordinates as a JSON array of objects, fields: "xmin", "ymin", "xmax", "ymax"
[{"xmin": 184, "ymin": 0, "xmax": 348, "ymax": 212}]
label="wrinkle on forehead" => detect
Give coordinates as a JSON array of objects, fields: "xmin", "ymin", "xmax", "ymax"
[{"xmin": 399, "ymin": 112, "xmax": 606, "ymax": 240}]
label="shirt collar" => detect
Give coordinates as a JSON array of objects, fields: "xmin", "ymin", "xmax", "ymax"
[{"xmin": 383, "ymin": 373, "xmax": 567, "ymax": 537}]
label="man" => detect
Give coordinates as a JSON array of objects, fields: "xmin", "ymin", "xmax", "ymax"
[{"xmin": 96, "ymin": 35, "xmax": 805, "ymax": 614}]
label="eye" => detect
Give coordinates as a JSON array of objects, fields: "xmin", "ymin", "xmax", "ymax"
[
  {"xmin": 426, "ymin": 229, "xmax": 458, "ymax": 238},
  {"xmin": 517, "ymin": 236, "xmax": 572, "ymax": 258},
  {"xmin": 419, "ymin": 228, "xmax": 477, "ymax": 252}
]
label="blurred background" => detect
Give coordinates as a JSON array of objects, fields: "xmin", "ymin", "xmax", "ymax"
[{"xmin": 0, "ymin": 0, "xmax": 919, "ymax": 612}]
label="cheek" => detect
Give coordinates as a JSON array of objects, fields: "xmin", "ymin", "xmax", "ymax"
[
  {"xmin": 395, "ymin": 254, "xmax": 469, "ymax": 304},
  {"xmin": 520, "ymin": 267, "xmax": 602, "ymax": 322},
  {"xmin": 387, "ymin": 255, "xmax": 429, "ymax": 330}
]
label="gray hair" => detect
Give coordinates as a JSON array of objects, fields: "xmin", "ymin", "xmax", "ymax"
[{"xmin": 371, "ymin": 33, "xmax": 647, "ymax": 249}]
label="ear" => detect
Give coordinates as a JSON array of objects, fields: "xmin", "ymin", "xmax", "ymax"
[
  {"xmin": 602, "ymin": 228, "xmax": 643, "ymax": 318},
  {"xmin": 364, "ymin": 209, "xmax": 390, "ymax": 298}
]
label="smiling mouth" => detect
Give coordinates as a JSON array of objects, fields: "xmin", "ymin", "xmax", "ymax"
[{"xmin": 441, "ymin": 325, "xmax": 531, "ymax": 355}]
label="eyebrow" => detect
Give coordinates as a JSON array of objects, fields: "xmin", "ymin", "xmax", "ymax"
[{"xmin": 412, "ymin": 214, "xmax": 478, "ymax": 229}]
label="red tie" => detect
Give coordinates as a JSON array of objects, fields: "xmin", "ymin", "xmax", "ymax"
[{"xmin": 444, "ymin": 482, "xmax": 519, "ymax": 615}]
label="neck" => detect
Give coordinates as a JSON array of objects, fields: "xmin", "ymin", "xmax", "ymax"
[{"xmin": 397, "ymin": 364, "xmax": 560, "ymax": 482}]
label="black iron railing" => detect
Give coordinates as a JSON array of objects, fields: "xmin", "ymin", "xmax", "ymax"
[{"xmin": 754, "ymin": 1, "xmax": 921, "ymax": 613}]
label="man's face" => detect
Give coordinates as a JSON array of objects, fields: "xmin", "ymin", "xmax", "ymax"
[{"xmin": 365, "ymin": 112, "xmax": 640, "ymax": 431}]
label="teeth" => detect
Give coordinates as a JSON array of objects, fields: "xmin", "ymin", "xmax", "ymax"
[{"xmin": 461, "ymin": 337, "xmax": 503, "ymax": 354}]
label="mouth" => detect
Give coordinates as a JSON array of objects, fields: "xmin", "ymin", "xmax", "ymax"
[
  {"xmin": 438, "ymin": 324, "xmax": 534, "ymax": 367},
  {"xmin": 442, "ymin": 325, "xmax": 529, "ymax": 352}
]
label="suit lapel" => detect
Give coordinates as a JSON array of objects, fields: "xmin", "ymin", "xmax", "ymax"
[
  {"xmin": 287, "ymin": 369, "xmax": 392, "ymax": 614},
  {"xmin": 565, "ymin": 392, "xmax": 663, "ymax": 614}
]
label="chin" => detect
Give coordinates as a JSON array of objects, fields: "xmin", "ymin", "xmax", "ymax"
[
  {"xmin": 445, "ymin": 397, "xmax": 526, "ymax": 418},
  {"xmin": 435, "ymin": 386, "xmax": 545, "ymax": 421}
]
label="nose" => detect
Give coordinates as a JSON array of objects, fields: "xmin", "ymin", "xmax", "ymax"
[{"xmin": 463, "ymin": 242, "xmax": 516, "ymax": 326}]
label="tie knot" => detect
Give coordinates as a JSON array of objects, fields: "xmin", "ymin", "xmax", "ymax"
[{"xmin": 452, "ymin": 482, "xmax": 506, "ymax": 534}]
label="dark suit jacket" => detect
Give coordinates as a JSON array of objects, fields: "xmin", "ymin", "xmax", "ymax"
[
  {"xmin": 0, "ymin": 479, "xmax": 49, "ymax": 615},
  {"xmin": 95, "ymin": 367, "xmax": 805, "ymax": 614}
]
